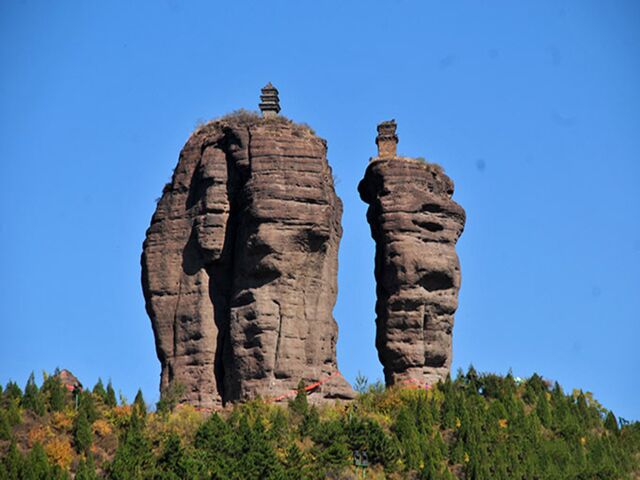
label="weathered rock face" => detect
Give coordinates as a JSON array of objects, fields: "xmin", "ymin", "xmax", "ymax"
[
  {"xmin": 142, "ymin": 111, "xmax": 353, "ymax": 407},
  {"xmin": 358, "ymin": 121, "xmax": 465, "ymax": 387}
]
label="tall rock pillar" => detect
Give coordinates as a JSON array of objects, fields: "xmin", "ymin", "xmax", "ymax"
[
  {"xmin": 358, "ymin": 120, "xmax": 466, "ymax": 387},
  {"xmin": 142, "ymin": 85, "xmax": 353, "ymax": 407}
]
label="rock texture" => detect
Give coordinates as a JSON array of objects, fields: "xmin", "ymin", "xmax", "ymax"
[
  {"xmin": 358, "ymin": 120, "xmax": 466, "ymax": 387},
  {"xmin": 55, "ymin": 369, "xmax": 82, "ymax": 391},
  {"xmin": 142, "ymin": 110, "xmax": 353, "ymax": 407}
]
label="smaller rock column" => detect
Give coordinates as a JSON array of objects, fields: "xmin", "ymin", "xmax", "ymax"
[{"xmin": 359, "ymin": 120, "xmax": 466, "ymax": 387}]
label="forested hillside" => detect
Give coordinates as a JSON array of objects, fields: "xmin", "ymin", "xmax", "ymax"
[{"xmin": 1, "ymin": 368, "xmax": 638, "ymax": 479}]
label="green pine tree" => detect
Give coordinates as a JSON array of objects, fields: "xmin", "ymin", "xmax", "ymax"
[
  {"xmin": 92, "ymin": 378, "xmax": 107, "ymax": 402},
  {"xmin": 282, "ymin": 443, "xmax": 309, "ymax": 479},
  {"xmin": 289, "ymin": 379, "xmax": 309, "ymax": 416},
  {"xmin": 0, "ymin": 410, "xmax": 12, "ymax": 441},
  {"xmin": 1, "ymin": 441, "xmax": 24, "ymax": 479},
  {"xmin": 268, "ymin": 407, "xmax": 289, "ymax": 442},
  {"xmin": 393, "ymin": 407, "xmax": 423, "ymax": 470},
  {"xmin": 25, "ymin": 442, "xmax": 52, "ymax": 479},
  {"xmin": 604, "ymin": 411, "xmax": 619, "ymax": 434},
  {"xmin": 237, "ymin": 416, "xmax": 283, "ymax": 479},
  {"xmin": 79, "ymin": 391, "xmax": 98, "ymax": 422},
  {"xmin": 3, "ymin": 381, "xmax": 22, "ymax": 402},
  {"xmin": 42, "ymin": 373, "xmax": 66, "ymax": 412},
  {"xmin": 156, "ymin": 432, "xmax": 187, "ymax": 479},
  {"xmin": 76, "ymin": 454, "xmax": 98, "ymax": 480},
  {"xmin": 73, "ymin": 408, "xmax": 93, "ymax": 454},
  {"xmin": 133, "ymin": 389, "xmax": 147, "ymax": 417},
  {"xmin": 156, "ymin": 382, "xmax": 185, "ymax": 416},
  {"xmin": 194, "ymin": 412, "xmax": 237, "ymax": 477},
  {"xmin": 105, "ymin": 380, "xmax": 117, "ymax": 407},
  {"xmin": 536, "ymin": 391, "xmax": 552, "ymax": 428},
  {"xmin": 108, "ymin": 409, "xmax": 154, "ymax": 480},
  {"xmin": 299, "ymin": 405, "xmax": 320, "ymax": 437},
  {"xmin": 22, "ymin": 372, "xmax": 45, "ymax": 415}
]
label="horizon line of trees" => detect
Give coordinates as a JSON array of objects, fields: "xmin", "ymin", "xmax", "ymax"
[{"xmin": 1, "ymin": 367, "xmax": 639, "ymax": 479}]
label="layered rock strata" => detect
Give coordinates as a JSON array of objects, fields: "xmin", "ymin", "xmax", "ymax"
[
  {"xmin": 358, "ymin": 120, "xmax": 466, "ymax": 387},
  {"xmin": 142, "ymin": 109, "xmax": 353, "ymax": 407}
]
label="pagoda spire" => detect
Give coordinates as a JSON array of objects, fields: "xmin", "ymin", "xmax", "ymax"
[
  {"xmin": 376, "ymin": 119, "xmax": 398, "ymax": 158},
  {"xmin": 259, "ymin": 82, "xmax": 281, "ymax": 118}
]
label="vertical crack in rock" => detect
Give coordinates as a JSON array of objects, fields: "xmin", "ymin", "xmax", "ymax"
[
  {"xmin": 358, "ymin": 120, "xmax": 466, "ymax": 387},
  {"xmin": 171, "ymin": 278, "xmax": 183, "ymax": 382},
  {"xmin": 273, "ymin": 299, "xmax": 283, "ymax": 376},
  {"xmin": 142, "ymin": 111, "xmax": 354, "ymax": 407},
  {"xmin": 245, "ymin": 126, "xmax": 253, "ymax": 169}
]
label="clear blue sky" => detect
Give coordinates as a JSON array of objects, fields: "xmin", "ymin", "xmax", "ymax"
[{"xmin": 1, "ymin": 1, "xmax": 638, "ymax": 420}]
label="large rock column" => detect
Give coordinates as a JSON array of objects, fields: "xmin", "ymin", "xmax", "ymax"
[
  {"xmin": 142, "ymin": 87, "xmax": 353, "ymax": 407},
  {"xmin": 358, "ymin": 120, "xmax": 466, "ymax": 387}
]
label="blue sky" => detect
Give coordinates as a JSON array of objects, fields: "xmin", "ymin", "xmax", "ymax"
[{"xmin": 1, "ymin": 1, "xmax": 638, "ymax": 420}]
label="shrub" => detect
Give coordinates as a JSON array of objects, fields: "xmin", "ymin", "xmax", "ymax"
[
  {"xmin": 354, "ymin": 372, "xmax": 368, "ymax": 394},
  {"xmin": 156, "ymin": 382, "xmax": 185, "ymax": 416},
  {"xmin": 44, "ymin": 436, "xmax": 74, "ymax": 469},
  {"xmin": 27, "ymin": 425, "xmax": 49, "ymax": 448},
  {"xmin": 93, "ymin": 418, "xmax": 113, "ymax": 438},
  {"xmin": 222, "ymin": 108, "xmax": 261, "ymax": 123},
  {"xmin": 51, "ymin": 411, "xmax": 73, "ymax": 432},
  {"xmin": 164, "ymin": 404, "xmax": 203, "ymax": 442}
]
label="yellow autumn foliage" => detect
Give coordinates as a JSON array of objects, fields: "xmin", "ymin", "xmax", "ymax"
[
  {"xmin": 166, "ymin": 405, "xmax": 205, "ymax": 441},
  {"xmin": 51, "ymin": 411, "xmax": 73, "ymax": 432},
  {"xmin": 93, "ymin": 418, "xmax": 113, "ymax": 437},
  {"xmin": 28, "ymin": 426, "xmax": 49, "ymax": 447},
  {"xmin": 106, "ymin": 405, "xmax": 132, "ymax": 428},
  {"xmin": 44, "ymin": 437, "xmax": 73, "ymax": 469},
  {"xmin": 374, "ymin": 386, "xmax": 407, "ymax": 412}
]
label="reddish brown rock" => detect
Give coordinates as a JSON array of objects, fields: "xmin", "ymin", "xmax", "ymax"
[
  {"xmin": 358, "ymin": 120, "xmax": 466, "ymax": 387},
  {"xmin": 55, "ymin": 369, "xmax": 82, "ymax": 391},
  {"xmin": 142, "ymin": 103, "xmax": 353, "ymax": 407}
]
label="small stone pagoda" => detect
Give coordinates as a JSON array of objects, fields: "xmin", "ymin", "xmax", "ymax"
[
  {"xmin": 259, "ymin": 82, "xmax": 281, "ymax": 117},
  {"xmin": 375, "ymin": 120, "xmax": 399, "ymax": 158}
]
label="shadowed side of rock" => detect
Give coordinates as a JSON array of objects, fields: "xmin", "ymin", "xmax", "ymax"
[
  {"xmin": 142, "ymin": 112, "xmax": 353, "ymax": 407},
  {"xmin": 141, "ymin": 122, "xmax": 232, "ymax": 408},
  {"xmin": 358, "ymin": 121, "xmax": 466, "ymax": 387}
]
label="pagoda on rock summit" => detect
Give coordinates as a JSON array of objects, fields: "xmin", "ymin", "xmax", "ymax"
[{"xmin": 259, "ymin": 82, "xmax": 281, "ymax": 117}]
